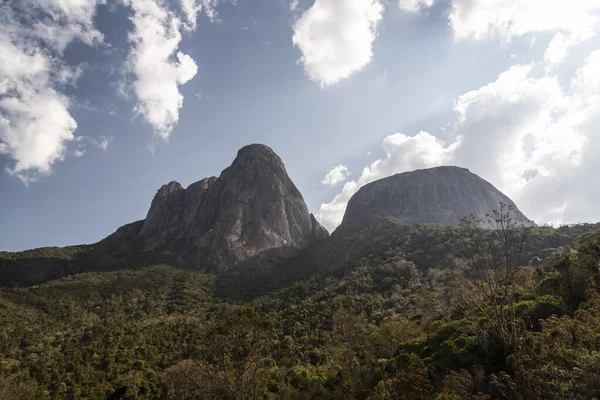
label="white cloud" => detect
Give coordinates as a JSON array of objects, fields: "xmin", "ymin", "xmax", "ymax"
[
  {"xmin": 402, "ymin": 0, "xmax": 600, "ymax": 68},
  {"xmin": 318, "ymin": 49, "xmax": 600, "ymax": 231},
  {"xmin": 398, "ymin": 0, "xmax": 434, "ymax": 14},
  {"xmin": 448, "ymin": 0, "xmax": 600, "ymax": 41},
  {"xmin": 180, "ymin": 0, "xmax": 203, "ymax": 30},
  {"xmin": 0, "ymin": 83, "xmax": 77, "ymax": 183},
  {"xmin": 180, "ymin": 0, "xmax": 220, "ymax": 29},
  {"xmin": 401, "ymin": 0, "xmax": 600, "ymax": 39},
  {"xmin": 290, "ymin": 0, "xmax": 300, "ymax": 12},
  {"xmin": 292, "ymin": 0, "xmax": 598, "ymax": 87},
  {"xmin": 450, "ymin": 64, "xmax": 569, "ymax": 194},
  {"xmin": 572, "ymin": 48, "xmax": 600, "ymax": 93},
  {"xmin": 0, "ymin": 0, "xmax": 104, "ymax": 184},
  {"xmin": 545, "ymin": 32, "xmax": 577, "ymax": 66},
  {"xmin": 124, "ymin": 0, "xmax": 222, "ymax": 140},
  {"xmin": 97, "ymin": 136, "xmax": 110, "ymax": 151},
  {"xmin": 195, "ymin": 90, "xmax": 212, "ymax": 100},
  {"xmin": 448, "ymin": 0, "xmax": 600, "ymax": 69},
  {"xmin": 321, "ymin": 164, "xmax": 350, "ymax": 186},
  {"xmin": 72, "ymin": 135, "xmax": 111, "ymax": 156},
  {"xmin": 125, "ymin": 0, "xmax": 201, "ymax": 140},
  {"xmin": 292, "ymin": 0, "xmax": 384, "ymax": 87},
  {"xmin": 399, "ymin": 0, "xmax": 600, "ymax": 42},
  {"xmin": 317, "ymin": 131, "xmax": 455, "ymax": 230}
]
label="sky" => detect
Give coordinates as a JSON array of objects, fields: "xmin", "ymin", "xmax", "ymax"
[{"xmin": 1, "ymin": 0, "xmax": 600, "ymax": 251}]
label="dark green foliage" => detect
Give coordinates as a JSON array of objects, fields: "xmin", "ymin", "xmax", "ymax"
[
  {"xmin": 0, "ymin": 220, "xmax": 174, "ymax": 288},
  {"xmin": 516, "ymin": 295, "xmax": 567, "ymax": 330},
  {"xmin": 1, "ymin": 223, "xmax": 600, "ymax": 399},
  {"xmin": 0, "ymin": 266, "xmax": 217, "ymax": 399},
  {"xmin": 535, "ymin": 230, "xmax": 600, "ymax": 310}
]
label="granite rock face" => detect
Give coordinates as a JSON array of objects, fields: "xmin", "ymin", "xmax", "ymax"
[
  {"xmin": 139, "ymin": 144, "xmax": 328, "ymax": 271},
  {"xmin": 140, "ymin": 181, "xmax": 185, "ymax": 237},
  {"xmin": 342, "ymin": 166, "xmax": 534, "ymax": 227}
]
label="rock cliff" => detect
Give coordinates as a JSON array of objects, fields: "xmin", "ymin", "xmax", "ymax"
[{"xmin": 139, "ymin": 144, "xmax": 328, "ymax": 271}]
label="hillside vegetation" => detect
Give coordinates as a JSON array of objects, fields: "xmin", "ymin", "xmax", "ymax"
[{"xmin": 1, "ymin": 219, "xmax": 600, "ymax": 399}]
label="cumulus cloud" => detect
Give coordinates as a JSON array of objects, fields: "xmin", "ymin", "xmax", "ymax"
[
  {"xmin": 572, "ymin": 48, "xmax": 600, "ymax": 93},
  {"xmin": 401, "ymin": 0, "xmax": 600, "ymax": 68},
  {"xmin": 0, "ymin": 83, "xmax": 78, "ymax": 182},
  {"xmin": 448, "ymin": 54, "xmax": 600, "ymax": 225},
  {"xmin": 545, "ymin": 33, "xmax": 577, "ymax": 66},
  {"xmin": 20, "ymin": 0, "xmax": 105, "ymax": 51},
  {"xmin": 398, "ymin": 0, "xmax": 434, "ymax": 13},
  {"xmin": 303, "ymin": 0, "xmax": 597, "ymax": 87},
  {"xmin": 321, "ymin": 165, "xmax": 350, "ymax": 186},
  {"xmin": 292, "ymin": 0, "xmax": 384, "ymax": 87},
  {"xmin": 124, "ymin": 0, "xmax": 223, "ymax": 139},
  {"xmin": 317, "ymin": 49, "xmax": 600, "ymax": 232},
  {"xmin": 286, "ymin": 0, "xmax": 597, "ymax": 87},
  {"xmin": 449, "ymin": 0, "xmax": 600, "ymax": 68},
  {"xmin": 0, "ymin": 0, "xmax": 104, "ymax": 184},
  {"xmin": 125, "ymin": 0, "xmax": 202, "ymax": 140},
  {"xmin": 317, "ymin": 131, "xmax": 455, "ymax": 230},
  {"xmin": 451, "ymin": 64, "xmax": 568, "ymax": 193},
  {"xmin": 447, "ymin": 0, "xmax": 600, "ymax": 41},
  {"xmin": 180, "ymin": 0, "xmax": 219, "ymax": 29},
  {"xmin": 398, "ymin": 0, "xmax": 600, "ymax": 40}
]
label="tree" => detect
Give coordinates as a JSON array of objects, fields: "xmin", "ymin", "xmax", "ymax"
[
  {"xmin": 331, "ymin": 310, "xmax": 371, "ymax": 374},
  {"xmin": 367, "ymin": 317, "xmax": 423, "ymax": 361},
  {"xmin": 551, "ymin": 230, "xmax": 600, "ymax": 309},
  {"xmin": 191, "ymin": 307, "xmax": 274, "ymax": 399},
  {"xmin": 520, "ymin": 292, "xmax": 600, "ymax": 399},
  {"xmin": 372, "ymin": 367, "xmax": 435, "ymax": 400},
  {"xmin": 0, "ymin": 372, "xmax": 37, "ymax": 400},
  {"xmin": 458, "ymin": 204, "xmax": 532, "ymax": 362}
]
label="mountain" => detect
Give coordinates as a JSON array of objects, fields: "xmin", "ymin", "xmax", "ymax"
[
  {"xmin": 3, "ymin": 150, "xmax": 600, "ymax": 399},
  {"xmin": 341, "ymin": 166, "xmax": 534, "ymax": 228},
  {"xmin": 137, "ymin": 144, "xmax": 328, "ymax": 271},
  {"xmin": 212, "ymin": 166, "xmax": 534, "ymax": 299},
  {"xmin": 0, "ymin": 144, "xmax": 328, "ymax": 286},
  {"xmin": 0, "ymin": 157, "xmax": 535, "ymax": 290}
]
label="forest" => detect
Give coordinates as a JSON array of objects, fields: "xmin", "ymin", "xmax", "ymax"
[{"xmin": 1, "ymin": 211, "xmax": 600, "ymax": 399}]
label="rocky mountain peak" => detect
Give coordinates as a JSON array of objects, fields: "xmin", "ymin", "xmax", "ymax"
[
  {"xmin": 341, "ymin": 166, "xmax": 534, "ymax": 227},
  {"xmin": 140, "ymin": 181, "xmax": 185, "ymax": 236},
  {"xmin": 160, "ymin": 181, "xmax": 184, "ymax": 194},
  {"xmin": 136, "ymin": 144, "xmax": 328, "ymax": 271},
  {"xmin": 234, "ymin": 144, "xmax": 286, "ymax": 168}
]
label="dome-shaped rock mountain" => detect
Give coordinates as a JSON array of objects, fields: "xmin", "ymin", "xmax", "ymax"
[{"xmin": 341, "ymin": 166, "xmax": 534, "ymax": 227}]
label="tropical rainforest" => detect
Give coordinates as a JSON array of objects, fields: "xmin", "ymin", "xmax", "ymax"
[{"xmin": 1, "ymin": 215, "xmax": 600, "ymax": 399}]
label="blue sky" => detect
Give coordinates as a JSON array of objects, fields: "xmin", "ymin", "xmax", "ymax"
[{"xmin": 2, "ymin": 0, "xmax": 600, "ymax": 251}]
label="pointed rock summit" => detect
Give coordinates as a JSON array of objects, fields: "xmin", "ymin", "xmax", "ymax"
[
  {"xmin": 341, "ymin": 166, "xmax": 534, "ymax": 227},
  {"xmin": 140, "ymin": 144, "xmax": 328, "ymax": 271}
]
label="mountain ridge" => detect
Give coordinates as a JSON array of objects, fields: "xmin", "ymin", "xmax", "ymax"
[{"xmin": 1, "ymin": 146, "xmax": 538, "ymax": 288}]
